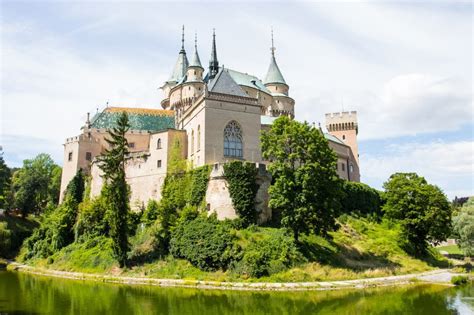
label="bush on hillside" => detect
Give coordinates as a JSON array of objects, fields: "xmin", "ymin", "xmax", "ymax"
[
  {"xmin": 128, "ymin": 221, "xmax": 169, "ymax": 263},
  {"xmin": 341, "ymin": 181, "xmax": 383, "ymax": 217},
  {"xmin": 74, "ymin": 195, "xmax": 110, "ymax": 241},
  {"xmin": 170, "ymin": 214, "xmax": 239, "ymax": 271},
  {"xmin": 233, "ymin": 229, "xmax": 303, "ymax": 277}
]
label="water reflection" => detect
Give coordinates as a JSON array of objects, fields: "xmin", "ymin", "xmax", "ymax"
[{"xmin": 0, "ymin": 271, "xmax": 472, "ymax": 315}]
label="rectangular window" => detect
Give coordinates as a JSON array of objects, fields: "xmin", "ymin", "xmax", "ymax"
[
  {"xmin": 128, "ymin": 142, "xmax": 135, "ymax": 148},
  {"xmin": 85, "ymin": 152, "xmax": 92, "ymax": 161},
  {"xmin": 157, "ymin": 160, "xmax": 162, "ymax": 168},
  {"xmin": 341, "ymin": 163, "xmax": 345, "ymax": 172},
  {"xmin": 350, "ymin": 164, "xmax": 354, "ymax": 173},
  {"xmin": 68, "ymin": 152, "xmax": 73, "ymax": 161}
]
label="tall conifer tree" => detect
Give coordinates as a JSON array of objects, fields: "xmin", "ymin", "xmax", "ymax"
[{"xmin": 96, "ymin": 112, "xmax": 131, "ymax": 267}]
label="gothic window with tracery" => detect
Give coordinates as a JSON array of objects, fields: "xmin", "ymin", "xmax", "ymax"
[{"xmin": 224, "ymin": 121, "xmax": 243, "ymax": 158}]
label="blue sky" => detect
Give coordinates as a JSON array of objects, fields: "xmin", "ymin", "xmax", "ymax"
[{"xmin": 1, "ymin": 1, "xmax": 472, "ymax": 198}]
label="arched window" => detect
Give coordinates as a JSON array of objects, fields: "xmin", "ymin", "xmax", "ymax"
[
  {"xmin": 224, "ymin": 121, "xmax": 243, "ymax": 158},
  {"xmin": 197, "ymin": 125, "xmax": 201, "ymax": 150},
  {"xmin": 191, "ymin": 129, "xmax": 194, "ymax": 153},
  {"xmin": 157, "ymin": 138, "xmax": 161, "ymax": 149}
]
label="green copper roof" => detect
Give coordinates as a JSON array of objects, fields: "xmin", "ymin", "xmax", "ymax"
[
  {"xmin": 90, "ymin": 107, "xmax": 175, "ymax": 132},
  {"xmin": 263, "ymin": 55, "xmax": 287, "ymax": 85},
  {"xmin": 168, "ymin": 27, "xmax": 189, "ymax": 82},
  {"xmin": 324, "ymin": 133, "xmax": 345, "ymax": 145},
  {"xmin": 226, "ymin": 68, "xmax": 271, "ymax": 94},
  {"xmin": 208, "ymin": 69, "xmax": 248, "ymax": 97}
]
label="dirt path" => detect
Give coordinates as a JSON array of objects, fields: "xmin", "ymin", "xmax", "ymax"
[{"xmin": 5, "ymin": 261, "xmax": 468, "ymax": 292}]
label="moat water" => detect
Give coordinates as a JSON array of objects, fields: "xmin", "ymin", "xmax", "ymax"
[{"xmin": 0, "ymin": 271, "xmax": 472, "ymax": 314}]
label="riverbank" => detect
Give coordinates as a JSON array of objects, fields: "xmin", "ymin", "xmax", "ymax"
[{"xmin": 5, "ymin": 260, "xmax": 468, "ymax": 291}]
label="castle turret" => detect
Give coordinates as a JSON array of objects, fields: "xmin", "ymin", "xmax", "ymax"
[
  {"xmin": 325, "ymin": 111, "xmax": 359, "ymax": 165},
  {"xmin": 263, "ymin": 30, "xmax": 294, "ymax": 117},
  {"xmin": 187, "ymin": 33, "xmax": 204, "ymax": 82},
  {"xmin": 208, "ymin": 29, "xmax": 219, "ymax": 80}
]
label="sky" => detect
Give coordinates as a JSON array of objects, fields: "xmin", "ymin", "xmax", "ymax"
[{"xmin": 1, "ymin": 0, "xmax": 472, "ymax": 199}]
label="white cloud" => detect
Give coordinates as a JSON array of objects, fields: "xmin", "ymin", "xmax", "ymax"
[{"xmin": 361, "ymin": 140, "xmax": 474, "ymax": 199}]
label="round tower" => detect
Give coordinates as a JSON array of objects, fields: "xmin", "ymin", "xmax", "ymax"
[
  {"xmin": 183, "ymin": 33, "xmax": 205, "ymax": 99},
  {"xmin": 263, "ymin": 29, "xmax": 294, "ymax": 118}
]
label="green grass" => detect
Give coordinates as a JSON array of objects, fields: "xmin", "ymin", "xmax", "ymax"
[{"xmin": 437, "ymin": 244, "xmax": 463, "ymax": 255}]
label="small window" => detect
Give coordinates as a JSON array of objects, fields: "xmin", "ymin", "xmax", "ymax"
[
  {"xmin": 68, "ymin": 152, "xmax": 73, "ymax": 161},
  {"xmin": 157, "ymin": 138, "xmax": 162, "ymax": 149},
  {"xmin": 128, "ymin": 142, "xmax": 135, "ymax": 148},
  {"xmin": 341, "ymin": 163, "xmax": 345, "ymax": 172},
  {"xmin": 194, "ymin": 70, "xmax": 196, "ymax": 75},
  {"xmin": 157, "ymin": 160, "xmax": 162, "ymax": 168},
  {"xmin": 342, "ymin": 135, "xmax": 346, "ymax": 140},
  {"xmin": 350, "ymin": 164, "xmax": 354, "ymax": 173},
  {"xmin": 85, "ymin": 152, "xmax": 92, "ymax": 161}
]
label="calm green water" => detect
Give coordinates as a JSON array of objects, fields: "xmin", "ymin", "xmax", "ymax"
[{"xmin": 0, "ymin": 271, "xmax": 472, "ymax": 315}]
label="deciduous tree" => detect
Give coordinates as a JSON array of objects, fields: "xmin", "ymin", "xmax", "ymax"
[
  {"xmin": 452, "ymin": 197, "xmax": 474, "ymax": 257},
  {"xmin": 261, "ymin": 116, "xmax": 342, "ymax": 242},
  {"xmin": 383, "ymin": 172, "xmax": 451, "ymax": 254}
]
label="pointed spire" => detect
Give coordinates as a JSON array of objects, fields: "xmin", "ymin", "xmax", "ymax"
[
  {"xmin": 167, "ymin": 25, "xmax": 189, "ymax": 82},
  {"xmin": 189, "ymin": 32, "xmax": 203, "ymax": 69},
  {"xmin": 180, "ymin": 25, "xmax": 185, "ymax": 52},
  {"xmin": 209, "ymin": 28, "xmax": 219, "ymax": 80},
  {"xmin": 263, "ymin": 28, "xmax": 287, "ymax": 86}
]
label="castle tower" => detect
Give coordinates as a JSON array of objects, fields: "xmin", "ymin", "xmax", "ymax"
[
  {"xmin": 325, "ymin": 111, "xmax": 359, "ymax": 165},
  {"xmin": 208, "ymin": 29, "xmax": 219, "ymax": 80},
  {"xmin": 263, "ymin": 29, "xmax": 294, "ymax": 118}
]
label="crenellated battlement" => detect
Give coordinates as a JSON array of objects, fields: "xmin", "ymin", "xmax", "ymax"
[{"xmin": 325, "ymin": 111, "xmax": 358, "ymax": 133}]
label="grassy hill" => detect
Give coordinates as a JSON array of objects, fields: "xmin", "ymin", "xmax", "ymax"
[{"xmin": 25, "ymin": 215, "xmax": 448, "ymax": 282}]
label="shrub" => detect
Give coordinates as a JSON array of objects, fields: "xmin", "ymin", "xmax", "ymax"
[
  {"xmin": 170, "ymin": 214, "xmax": 239, "ymax": 271},
  {"xmin": 234, "ymin": 229, "xmax": 303, "ymax": 277},
  {"xmin": 451, "ymin": 275, "xmax": 469, "ymax": 286},
  {"xmin": 22, "ymin": 195, "xmax": 79, "ymax": 260},
  {"xmin": 128, "ymin": 221, "xmax": 169, "ymax": 263},
  {"xmin": 341, "ymin": 181, "xmax": 383, "ymax": 217},
  {"xmin": 142, "ymin": 199, "xmax": 160, "ymax": 226},
  {"xmin": 223, "ymin": 161, "xmax": 259, "ymax": 226},
  {"xmin": 74, "ymin": 195, "xmax": 110, "ymax": 240}
]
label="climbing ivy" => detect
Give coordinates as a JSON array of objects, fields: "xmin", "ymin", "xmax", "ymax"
[
  {"xmin": 187, "ymin": 165, "xmax": 211, "ymax": 207},
  {"xmin": 223, "ymin": 161, "xmax": 259, "ymax": 226}
]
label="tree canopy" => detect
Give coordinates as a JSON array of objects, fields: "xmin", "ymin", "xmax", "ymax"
[
  {"xmin": 383, "ymin": 172, "xmax": 451, "ymax": 254},
  {"xmin": 12, "ymin": 154, "xmax": 61, "ymax": 216},
  {"xmin": 452, "ymin": 197, "xmax": 474, "ymax": 257},
  {"xmin": 261, "ymin": 116, "xmax": 342, "ymax": 241},
  {"xmin": 0, "ymin": 148, "xmax": 12, "ymax": 209}
]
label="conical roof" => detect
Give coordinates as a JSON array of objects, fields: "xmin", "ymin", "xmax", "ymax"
[
  {"xmin": 167, "ymin": 26, "xmax": 189, "ymax": 82},
  {"xmin": 168, "ymin": 51, "xmax": 189, "ymax": 82},
  {"xmin": 189, "ymin": 34, "xmax": 203, "ymax": 69},
  {"xmin": 263, "ymin": 30, "xmax": 287, "ymax": 86},
  {"xmin": 263, "ymin": 55, "xmax": 286, "ymax": 85}
]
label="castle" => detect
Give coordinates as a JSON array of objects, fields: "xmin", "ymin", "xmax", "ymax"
[{"xmin": 59, "ymin": 28, "xmax": 360, "ymax": 222}]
